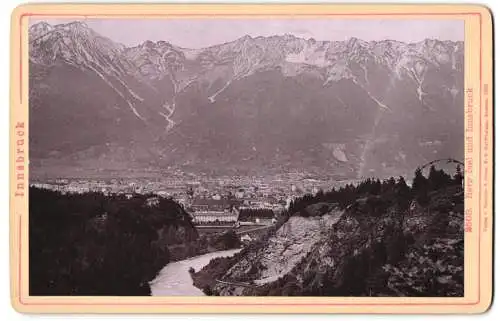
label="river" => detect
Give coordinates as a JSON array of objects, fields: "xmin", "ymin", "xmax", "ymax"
[{"xmin": 149, "ymin": 248, "xmax": 242, "ymax": 296}]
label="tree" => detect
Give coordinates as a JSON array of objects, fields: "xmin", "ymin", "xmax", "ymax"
[
  {"xmin": 453, "ymin": 165, "xmax": 464, "ymax": 186},
  {"xmin": 381, "ymin": 177, "xmax": 397, "ymax": 194},
  {"xmin": 428, "ymin": 165, "xmax": 452, "ymax": 191},
  {"xmin": 412, "ymin": 168, "xmax": 427, "ymax": 193},
  {"xmin": 395, "ymin": 176, "xmax": 411, "ymax": 209},
  {"xmin": 371, "ymin": 179, "xmax": 382, "ymax": 195},
  {"xmin": 412, "ymin": 168, "xmax": 429, "ymax": 206},
  {"xmin": 316, "ymin": 189, "xmax": 325, "ymax": 200}
]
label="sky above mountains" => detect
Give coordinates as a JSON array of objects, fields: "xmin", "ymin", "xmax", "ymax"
[{"xmin": 29, "ymin": 18, "xmax": 464, "ymax": 48}]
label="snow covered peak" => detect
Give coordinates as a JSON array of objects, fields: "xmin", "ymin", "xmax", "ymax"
[
  {"xmin": 347, "ymin": 37, "xmax": 368, "ymax": 48},
  {"xmin": 141, "ymin": 40, "xmax": 156, "ymax": 49},
  {"xmin": 29, "ymin": 21, "xmax": 54, "ymax": 39},
  {"xmin": 239, "ymin": 34, "xmax": 253, "ymax": 42},
  {"xmin": 60, "ymin": 20, "xmax": 89, "ymax": 31},
  {"xmin": 283, "ymin": 33, "xmax": 299, "ymax": 40},
  {"xmin": 29, "ymin": 21, "xmax": 464, "ymax": 103},
  {"xmin": 123, "ymin": 40, "xmax": 186, "ymax": 78},
  {"xmin": 29, "ymin": 20, "xmax": 127, "ymax": 74}
]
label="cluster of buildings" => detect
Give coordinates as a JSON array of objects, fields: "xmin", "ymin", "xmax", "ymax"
[
  {"xmin": 30, "ymin": 171, "xmax": 352, "ymax": 226},
  {"xmin": 186, "ymin": 195, "xmax": 280, "ymax": 226}
]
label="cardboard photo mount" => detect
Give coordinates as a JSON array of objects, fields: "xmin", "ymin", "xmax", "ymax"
[{"xmin": 9, "ymin": 3, "xmax": 493, "ymax": 314}]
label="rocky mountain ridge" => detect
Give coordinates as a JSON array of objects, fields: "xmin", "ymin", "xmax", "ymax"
[{"xmin": 29, "ymin": 21, "xmax": 464, "ymax": 178}]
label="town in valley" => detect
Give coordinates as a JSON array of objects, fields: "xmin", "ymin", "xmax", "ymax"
[{"xmin": 31, "ymin": 171, "xmax": 359, "ymax": 239}]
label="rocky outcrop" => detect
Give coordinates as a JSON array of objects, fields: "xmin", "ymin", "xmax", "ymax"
[{"xmin": 219, "ymin": 209, "xmax": 343, "ymax": 289}]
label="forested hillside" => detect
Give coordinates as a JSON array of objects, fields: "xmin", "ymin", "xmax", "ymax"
[
  {"xmin": 194, "ymin": 166, "xmax": 464, "ymax": 297},
  {"xmin": 29, "ymin": 188, "xmax": 198, "ymax": 295}
]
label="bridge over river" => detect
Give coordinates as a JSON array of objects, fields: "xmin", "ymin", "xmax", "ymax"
[{"xmin": 196, "ymin": 224, "xmax": 274, "ymax": 237}]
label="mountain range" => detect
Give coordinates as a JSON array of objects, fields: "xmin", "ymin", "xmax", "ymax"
[{"xmin": 29, "ymin": 21, "xmax": 464, "ymax": 179}]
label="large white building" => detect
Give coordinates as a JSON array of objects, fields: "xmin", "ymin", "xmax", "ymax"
[
  {"xmin": 189, "ymin": 197, "xmax": 241, "ymax": 225},
  {"xmin": 191, "ymin": 210, "xmax": 239, "ymax": 224}
]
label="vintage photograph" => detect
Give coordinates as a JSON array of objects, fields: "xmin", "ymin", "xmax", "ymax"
[{"xmin": 28, "ymin": 17, "xmax": 465, "ymax": 297}]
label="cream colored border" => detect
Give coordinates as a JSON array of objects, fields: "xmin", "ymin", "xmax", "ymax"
[{"xmin": 9, "ymin": 3, "xmax": 493, "ymax": 314}]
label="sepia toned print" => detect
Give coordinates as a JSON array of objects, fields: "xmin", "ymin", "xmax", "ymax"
[{"xmin": 10, "ymin": 3, "xmax": 493, "ymax": 314}]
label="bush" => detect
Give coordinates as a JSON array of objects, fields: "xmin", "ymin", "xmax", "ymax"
[
  {"xmin": 210, "ymin": 230, "xmax": 241, "ymax": 250},
  {"xmin": 202, "ymin": 285, "xmax": 214, "ymax": 296}
]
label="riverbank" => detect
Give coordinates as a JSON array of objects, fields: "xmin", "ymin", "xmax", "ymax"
[{"xmin": 166, "ymin": 228, "xmax": 241, "ymax": 261}]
